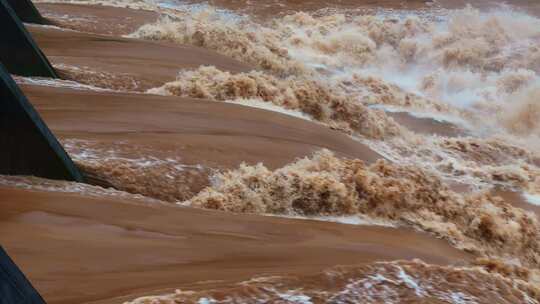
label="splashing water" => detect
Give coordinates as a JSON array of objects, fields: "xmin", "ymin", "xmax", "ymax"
[
  {"xmin": 127, "ymin": 3, "xmax": 540, "ymax": 194},
  {"xmin": 124, "ymin": 260, "xmax": 540, "ymax": 304}
]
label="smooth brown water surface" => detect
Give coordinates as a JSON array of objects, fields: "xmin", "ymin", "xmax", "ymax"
[
  {"xmin": 37, "ymin": 3, "xmax": 159, "ymax": 35},
  {"xmin": 386, "ymin": 111, "xmax": 467, "ymax": 138},
  {"xmin": 21, "ymin": 84, "xmax": 382, "ymax": 200},
  {"xmin": 28, "ymin": 25, "xmax": 254, "ymax": 91},
  {"xmin": 0, "ymin": 186, "xmax": 471, "ymax": 304}
]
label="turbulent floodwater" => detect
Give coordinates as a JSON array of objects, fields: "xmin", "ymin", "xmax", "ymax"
[
  {"xmin": 126, "ymin": 260, "xmax": 539, "ymax": 304},
  {"xmin": 16, "ymin": 0, "xmax": 540, "ymax": 303},
  {"xmin": 127, "ymin": 1, "xmax": 540, "ymax": 192}
]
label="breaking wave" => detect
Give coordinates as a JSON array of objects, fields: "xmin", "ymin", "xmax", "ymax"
[
  {"xmin": 55, "ymin": 64, "xmax": 144, "ymax": 92},
  {"xmin": 129, "ymin": 5, "xmax": 540, "ymax": 194},
  {"xmin": 63, "ymin": 139, "xmax": 211, "ymax": 202},
  {"xmin": 365, "ymin": 136, "xmax": 540, "ymax": 193},
  {"xmin": 128, "ymin": 8, "xmax": 304, "ymax": 74},
  {"xmin": 500, "ymin": 82, "xmax": 540, "ymax": 136},
  {"xmin": 125, "ymin": 260, "xmax": 540, "ymax": 304},
  {"xmin": 183, "ymin": 150, "xmax": 540, "ymax": 268},
  {"xmin": 34, "ymin": 0, "xmax": 158, "ymax": 10},
  {"xmin": 131, "ymin": 5, "xmax": 540, "ymax": 133},
  {"xmin": 148, "ymin": 66, "xmax": 403, "ymax": 139},
  {"xmin": 0, "ymin": 174, "xmax": 163, "ymax": 204},
  {"xmin": 14, "ymin": 74, "xmax": 116, "ymax": 92},
  {"xmin": 149, "ymin": 65, "xmax": 540, "ymax": 192}
]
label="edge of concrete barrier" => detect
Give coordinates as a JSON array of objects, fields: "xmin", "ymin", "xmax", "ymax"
[
  {"xmin": 0, "ymin": 0, "xmax": 57, "ymax": 78},
  {"xmin": 5, "ymin": 0, "xmax": 46, "ymax": 24},
  {"xmin": 0, "ymin": 246, "xmax": 47, "ymax": 304},
  {"xmin": 0, "ymin": 63, "xmax": 84, "ymax": 182}
]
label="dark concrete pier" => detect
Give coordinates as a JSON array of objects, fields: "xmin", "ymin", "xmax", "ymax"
[
  {"xmin": 5, "ymin": 0, "xmax": 46, "ymax": 24},
  {"xmin": 0, "ymin": 246, "xmax": 46, "ymax": 304},
  {"xmin": 0, "ymin": 63, "xmax": 83, "ymax": 182},
  {"xmin": 0, "ymin": 0, "xmax": 57, "ymax": 78}
]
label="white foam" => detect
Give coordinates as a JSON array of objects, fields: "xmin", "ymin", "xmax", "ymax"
[
  {"xmin": 14, "ymin": 76, "xmax": 114, "ymax": 92},
  {"xmin": 197, "ymin": 298, "xmax": 217, "ymax": 304},
  {"xmin": 276, "ymin": 291, "xmax": 313, "ymax": 304},
  {"xmin": 523, "ymin": 193, "xmax": 540, "ymax": 206},
  {"xmin": 225, "ymin": 98, "xmax": 314, "ymax": 122},
  {"xmin": 63, "ymin": 139, "xmax": 206, "ymax": 173},
  {"xmin": 370, "ymin": 104, "xmax": 472, "ymax": 131},
  {"xmin": 33, "ymin": 0, "xmax": 158, "ymax": 10},
  {"xmin": 263, "ymin": 214, "xmax": 397, "ymax": 227},
  {"xmin": 0, "ymin": 175, "xmax": 163, "ymax": 204},
  {"xmin": 280, "ymin": 5, "xmax": 540, "ymax": 138},
  {"xmin": 26, "ymin": 23, "xmax": 79, "ymax": 32},
  {"xmin": 446, "ymin": 292, "xmax": 479, "ymax": 304},
  {"xmin": 396, "ymin": 266, "xmax": 426, "ymax": 297}
]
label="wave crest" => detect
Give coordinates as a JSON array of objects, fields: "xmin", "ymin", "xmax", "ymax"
[
  {"xmin": 185, "ymin": 150, "xmax": 540, "ymax": 267},
  {"xmin": 149, "ymin": 66, "xmax": 403, "ymax": 139},
  {"xmin": 125, "ymin": 260, "xmax": 540, "ymax": 304}
]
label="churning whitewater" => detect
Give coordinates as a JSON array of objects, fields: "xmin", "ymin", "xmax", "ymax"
[{"xmin": 129, "ymin": 3, "xmax": 540, "ymax": 194}]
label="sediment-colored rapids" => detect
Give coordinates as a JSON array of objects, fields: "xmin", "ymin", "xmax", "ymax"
[
  {"xmin": 20, "ymin": 84, "xmax": 381, "ymax": 201},
  {"xmin": 124, "ymin": 261, "xmax": 540, "ymax": 304},
  {"xmin": 1, "ymin": 0, "xmax": 540, "ymax": 303}
]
